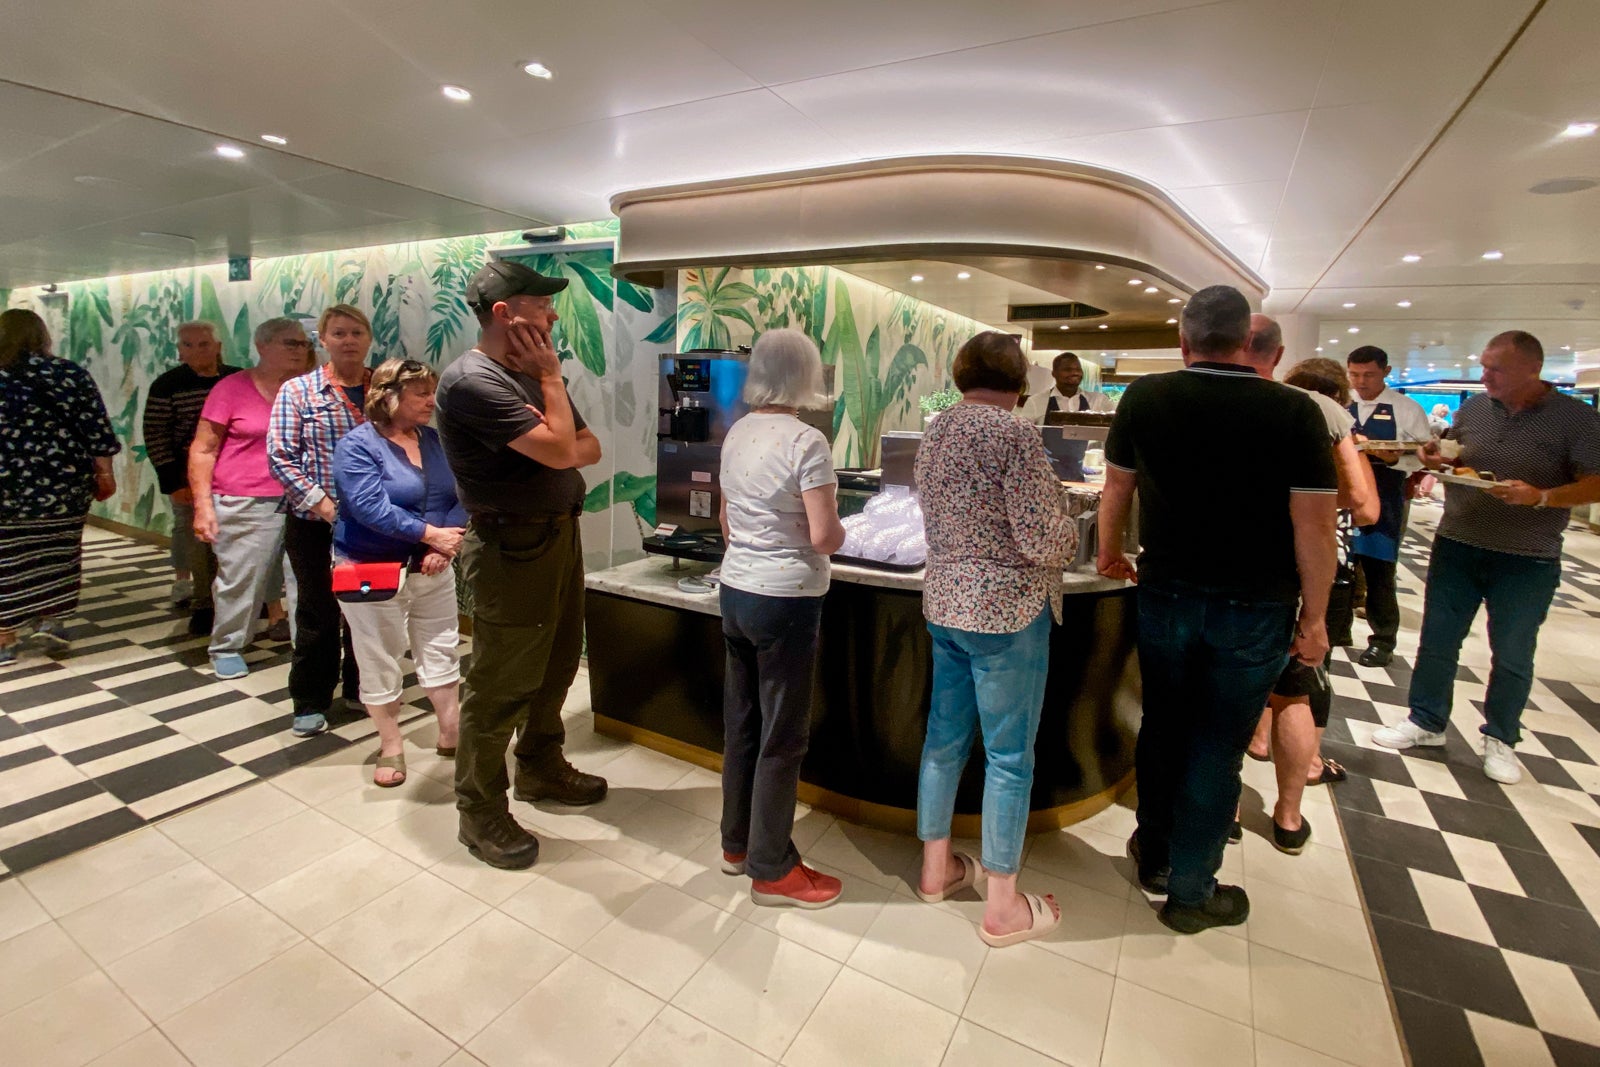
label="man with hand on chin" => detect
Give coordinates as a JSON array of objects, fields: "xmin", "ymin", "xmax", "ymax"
[
  {"xmin": 1374, "ymin": 330, "xmax": 1600, "ymax": 784},
  {"xmin": 436, "ymin": 260, "xmax": 605, "ymax": 870}
]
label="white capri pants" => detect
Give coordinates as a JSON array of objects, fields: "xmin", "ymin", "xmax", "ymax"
[{"xmin": 337, "ymin": 568, "xmax": 461, "ymax": 705}]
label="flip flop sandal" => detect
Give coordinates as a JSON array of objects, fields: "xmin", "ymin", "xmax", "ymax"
[
  {"xmin": 916, "ymin": 851, "xmax": 983, "ymax": 903},
  {"xmin": 374, "ymin": 752, "xmax": 407, "ymax": 788},
  {"xmin": 1246, "ymin": 750, "xmax": 1272, "ymax": 762},
  {"xmin": 1307, "ymin": 759, "xmax": 1347, "ymax": 786},
  {"xmin": 978, "ymin": 892, "xmax": 1060, "ymax": 948}
]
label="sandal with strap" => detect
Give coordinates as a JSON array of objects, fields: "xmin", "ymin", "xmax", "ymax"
[
  {"xmin": 1307, "ymin": 759, "xmax": 1347, "ymax": 786},
  {"xmin": 917, "ymin": 851, "xmax": 983, "ymax": 903},
  {"xmin": 374, "ymin": 751, "xmax": 407, "ymax": 788},
  {"xmin": 978, "ymin": 892, "xmax": 1060, "ymax": 948}
]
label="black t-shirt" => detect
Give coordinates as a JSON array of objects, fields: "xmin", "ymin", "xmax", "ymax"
[
  {"xmin": 1104, "ymin": 361, "xmax": 1337, "ymax": 602},
  {"xmin": 435, "ymin": 349, "xmax": 588, "ymax": 517}
]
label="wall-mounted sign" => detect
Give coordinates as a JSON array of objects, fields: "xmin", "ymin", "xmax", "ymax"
[{"xmin": 228, "ymin": 256, "xmax": 251, "ymax": 282}]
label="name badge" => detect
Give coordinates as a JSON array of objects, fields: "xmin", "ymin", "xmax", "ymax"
[{"xmin": 1372, "ymin": 413, "xmax": 1393, "ymax": 420}]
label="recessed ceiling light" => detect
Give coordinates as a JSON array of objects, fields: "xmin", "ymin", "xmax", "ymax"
[
  {"xmin": 260, "ymin": 134, "xmax": 287, "ymax": 145},
  {"xmin": 1094, "ymin": 265, "xmax": 1106, "ymax": 271},
  {"xmin": 1167, "ymin": 297, "xmax": 1181, "ymax": 304},
  {"xmin": 1128, "ymin": 279, "xmax": 1143, "ymax": 286},
  {"xmin": 909, "ymin": 274, "xmax": 924, "ymax": 282},
  {"xmin": 215, "ymin": 145, "xmax": 245, "ymax": 160},
  {"xmin": 1397, "ymin": 300, "xmax": 1412, "ymax": 308},
  {"xmin": 1342, "ymin": 302, "xmax": 1356, "ymax": 308},
  {"xmin": 1059, "ymin": 325, "xmax": 1070, "ymax": 330},
  {"xmin": 1562, "ymin": 121, "xmax": 1598, "ymax": 137},
  {"xmin": 1481, "ymin": 250, "xmax": 1504, "ymax": 260},
  {"xmin": 1121, "ymin": 352, "xmax": 1128, "ymax": 357},
  {"xmin": 1348, "ymin": 327, "xmax": 1360, "ymax": 334},
  {"xmin": 1468, "ymin": 354, "xmax": 1478, "ymax": 360},
  {"xmin": 1328, "ymin": 339, "xmax": 1340, "ymax": 344},
  {"xmin": 1315, "ymin": 346, "xmax": 1324, "ymax": 352},
  {"xmin": 1098, "ymin": 324, "xmax": 1108, "ymax": 329},
  {"xmin": 1562, "ymin": 345, "xmax": 1573, "ymax": 350},
  {"xmin": 521, "ymin": 61, "xmax": 554, "ymax": 79},
  {"xmin": 1428, "ymin": 362, "xmax": 1436, "ymax": 368},
  {"xmin": 956, "ymin": 271, "xmax": 971, "ymax": 280},
  {"xmin": 441, "ymin": 85, "xmax": 472, "ymax": 102},
  {"xmin": 1402, "ymin": 253, "xmax": 1422, "ymax": 263},
  {"xmin": 1143, "ymin": 286, "xmax": 1159, "ymax": 294}
]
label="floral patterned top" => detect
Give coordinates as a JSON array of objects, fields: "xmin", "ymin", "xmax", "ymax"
[
  {"xmin": 915, "ymin": 402, "xmax": 1077, "ymax": 634},
  {"xmin": 0, "ymin": 351, "xmax": 121, "ymax": 520}
]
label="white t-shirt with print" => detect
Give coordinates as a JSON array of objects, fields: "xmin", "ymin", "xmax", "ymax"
[{"xmin": 719, "ymin": 413, "xmax": 837, "ymax": 597}]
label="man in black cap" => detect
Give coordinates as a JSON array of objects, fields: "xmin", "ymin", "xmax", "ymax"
[{"xmin": 436, "ymin": 259, "xmax": 606, "ymax": 869}]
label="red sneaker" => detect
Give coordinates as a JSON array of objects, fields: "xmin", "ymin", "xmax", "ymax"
[
  {"xmin": 751, "ymin": 863, "xmax": 842, "ymax": 909},
  {"xmin": 721, "ymin": 851, "xmax": 747, "ymax": 875}
]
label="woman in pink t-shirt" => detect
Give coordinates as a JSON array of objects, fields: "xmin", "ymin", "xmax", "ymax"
[{"xmin": 189, "ymin": 318, "xmax": 307, "ymax": 679}]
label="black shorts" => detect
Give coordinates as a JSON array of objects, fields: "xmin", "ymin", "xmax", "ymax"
[{"xmin": 1272, "ymin": 657, "xmax": 1332, "ymax": 728}]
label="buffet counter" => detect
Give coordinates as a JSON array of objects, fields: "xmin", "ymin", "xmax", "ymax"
[{"xmin": 584, "ymin": 554, "xmax": 1141, "ymax": 836}]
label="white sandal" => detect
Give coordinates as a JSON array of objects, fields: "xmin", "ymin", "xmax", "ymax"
[
  {"xmin": 978, "ymin": 892, "xmax": 1060, "ymax": 948},
  {"xmin": 916, "ymin": 851, "xmax": 983, "ymax": 903}
]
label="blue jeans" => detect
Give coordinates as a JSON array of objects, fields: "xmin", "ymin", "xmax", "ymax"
[
  {"xmin": 917, "ymin": 606, "xmax": 1052, "ymax": 876},
  {"xmin": 1134, "ymin": 587, "xmax": 1296, "ymax": 906},
  {"xmin": 1408, "ymin": 536, "xmax": 1561, "ymax": 745}
]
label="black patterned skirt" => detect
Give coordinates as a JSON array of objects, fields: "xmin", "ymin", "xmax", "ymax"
[{"xmin": 0, "ymin": 515, "xmax": 88, "ymax": 631}]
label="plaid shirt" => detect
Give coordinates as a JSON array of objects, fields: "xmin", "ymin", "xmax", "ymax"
[{"xmin": 267, "ymin": 365, "xmax": 370, "ymax": 519}]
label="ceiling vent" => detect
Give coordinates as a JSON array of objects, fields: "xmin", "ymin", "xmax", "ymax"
[{"xmin": 1008, "ymin": 301, "xmax": 1108, "ymax": 322}]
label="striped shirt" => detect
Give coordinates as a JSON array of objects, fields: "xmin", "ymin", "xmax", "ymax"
[
  {"xmin": 1440, "ymin": 388, "xmax": 1600, "ymax": 559},
  {"xmin": 267, "ymin": 365, "xmax": 370, "ymax": 519},
  {"xmin": 140, "ymin": 364, "xmax": 239, "ymax": 494}
]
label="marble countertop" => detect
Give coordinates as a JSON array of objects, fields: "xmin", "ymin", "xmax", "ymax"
[{"xmin": 586, "ymin": 554, "xmax": 1131, "ymax": 615}]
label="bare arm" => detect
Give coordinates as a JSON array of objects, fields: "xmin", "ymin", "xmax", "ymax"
[
  {"xmin": 1095, "ymin": 464, "xmax": 1138, "ymax": 582},
  {"xmin": 1488, "ymin": 473, "xmax": 1600, "ymax": 509},
  {"xmin": 802, "ymin": 483, "xmax": 846, "ymax": 556},
  {"xmin": 719, "ymin": 495, "xmax": 730, "ymax": 542},
  {"xmin": 573, "ymin": 427, "xmax": 602, "ymax": 470},
  {"xmin": 1289, "ymin": 490, "xmax": 1338, "ymax": 665},
  {"xmin": 188, "ymin": 419, "xmax": 224, "ymax": 542},
  {"xmin": 1334, "ymin": 436, "xmax": 1380, "ymax": 526}
]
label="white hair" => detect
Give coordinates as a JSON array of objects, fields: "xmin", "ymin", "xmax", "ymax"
[
  {"xmin": 176, "ymin": 320, "xmax": 221, "ymax": 342},
  {"xmin": 744, "ymin": 329, "xmax": 823, "ymax": 408}
]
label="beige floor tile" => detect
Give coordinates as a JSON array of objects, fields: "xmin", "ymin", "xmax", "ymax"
[
  {"xmin": 782, "ymin": 966, "xmax": 956, "ymax": 1067},
  {"xmin": 1250, "ymin": 943, "xmax": 1404, "ymax": 1067},
  {"xmin": 271, "ymin": 750, "xmax": 373, "ymax": 808},
  {"xmin": 1117, "ymin": 897, "xmax": 1253, "ymax": 1023},
  {"xmin": 586, "ymin": 797, "xmax": 721, "ymax": 880},
  {"xmin": 1073, "ymin": 798, "xmax": 1139, "ymax": 839},
  {"xmin": 319, "ymin": 768, "xmax": 455, "ymax": 835},
  {"xmin": 270, "ymin": 990, "xmax": 457, "ymax": 1067},
  {"xmin": 442, "ymin": 1055, "xmax": 490, "ymax": 1067},
  {"xmin": 0, "ymin": 878, "xmax": 49, "ymax": 943},
  {"xmin": 1466, "ymin": 1011, "xmax": 1558, "ymax": 1067},
  {"xmin": 87, "ymin": 1028, "xmax": 192, "ymax": 1067},
  {"xmin": 0, "ymin": 971, "xmax": 149, "ymax": 1067},
  {"xmin": 1253, "ymin": 1032, "xmax": 1352, "ymax": 1067},
  {"xmin": 0, "ymin": 793, "xmax": 126, "ymax": 854},
  {"xmin": 804, "ymin": 820, "xmax": 921, "ymax": 890},
  {"xmin": 384, "ymin": 911, "xmax": 569, "ymax": 1045},
  {"xmin": 1244, "ymin": 879, "xmax": 1382, "ymax": 981},
  {"xmin": 105, "ymin": 896, "xmax": 302, "ymax": 1020},
  {"xmin": 429, "ymin": 831, "xmax": 579, "ymax": 906},
  {"xmin": 1023, "ymin": 825, "xmax": 1140, "ymax": 900},
  {"xmin": 659, "ymin": 839, "xmax": 762, "ymax": 918},
  {"xmin": 963, "ymin": 943, "xmax": 1115, "ymax": 1066},
  {"xmin": 155, "ymin": 782, "xmax": 306, "ymax": 856},
  {"xmin": 1019, "ymin": 871, "xmax": 1126, "ymax": 975},
  {"xmin": 1440, "ymin": 831, "xmax": 1524, "ymax": 896},
  {"xmin": 468, "ymin": 955, "xmax": 662, "ymax": 1067},
  {"xmin": 655, "ymin": 766, "xmax": 726, "ymax": 823},
  {"xmin": 1410, "ymin": 869, "xmax": 1497, "ymax": 945},
  {"xmin": 203, "ymin": 807, "xmax": 362, "ymax": 893},
  {"xmin": 498, "ymin": 846, "xmax": 655, "ymax": 949},
  {"xmin": 369, "ymin": 797, "xmax": 474, "ymax": 868},
  {"xmin": 312, "ymin": 870, "xmax": 487, "ymax": 984},
  {"xmin": 613, "ymin": 1005, "xmax": 772, "ymax": 1066},
  {"xmin": 845, "ymin": 897, "xmax": 988, "ymax": 1013},
  {"xmin": 743, "ymin": 861, "xmax": 890, "ymax": 963},
  {"xmin": 601, "ymin": 745, "xmax": 701, "ymax": 791},
  {"xmin": 1241, "ymin": 834, "xmax": 1361, "ymax": 908},
  {"xmin": 1502, "ymin": 949, "xmax": 1600, "ymax": 1046},
  {"xmin": 672, "ymin": 923, "xmax": 840, "ymax": 1060},
  {"xmin": 1370, "ymin": 779, "xmax": 1441, "ymax": 830},
  {"xmin": 1100, "ymin": 979, "xmax": 1255, "ymax": 1067},
  {"xmin": 581, "ymin": 883, "xmax": 741, "ymax": 999},
  {"xmin": 162, "ymin": 941, "xmax": 370, "ymax": 1067},
  {"xmin": 59, "ymin": 859, "xmax": 242, "ymax": 965},
  {"xmin": 0, "ymin": 920, "xmax": 98, "ymax": 1015},
  {"xmin": 20, "ymin": 825, "xmax": 189, "ymax": 917},
  {"xmin": 132, "ymin": 765, "xmax": 260, "ymax": 821},
  {"xmin": 938, "ymin": 1020, "xmax": 1064, "ymax": 1067},
  {"xmin": 254, "ymin": 837, "xmax": 421, "ymax": 935}
]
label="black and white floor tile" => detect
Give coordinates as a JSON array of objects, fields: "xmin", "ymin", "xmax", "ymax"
[{"xmin": 0, "ymin": 527, "xmax": 453, "ymax": 878}]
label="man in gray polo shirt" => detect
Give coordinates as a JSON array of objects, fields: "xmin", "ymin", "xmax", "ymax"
[{"xmin": 1374, "ymin": 330, "xmax": 1600, "ymax": 783}]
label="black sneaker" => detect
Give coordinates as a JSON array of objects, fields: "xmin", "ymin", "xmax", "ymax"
[
  {"xmin": 1358, "ymin": 645, "xmax": 1393, "ymax": 668},
  {"xmin": 1159, "ymin": 884, "xmax": 1250, "ymax": 934},
  {"xmin": 187, "ymin": 607, "xmax": 215, "ymax": 637},
  {"xmin": 1272, "ymin": 819, "xmax": 1312, "ymax": 855},
  {"xmin": 1126, "ymin": 832, "xmax": 1169, "ymax": 895},
  {"xmin": 1228, "ymin": 820, "xmax": 1242, "ymax": 844},
  {"xmin": 458, "ymin": 813, "xmax": 540, "ymax": 870}
]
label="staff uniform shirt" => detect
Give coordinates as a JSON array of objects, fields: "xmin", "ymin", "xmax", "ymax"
[
  {"xmin": 1034, "ymin": 387, "xmax": 1113, "ymax": 425},
  {"xmin": 719, "ymin": 413, "xmax": 836, "ymax": 597},
  {"xmin": 1104, "ymin": 361, "xmax": 1338, "ymax": 603},
  {"xmin": 1440, "ymin": 388, "xmax": 1600, "ymax": 559},
  {"xmin": 268, "ymin": 365, "xmax": 371, "ymax": 519}
]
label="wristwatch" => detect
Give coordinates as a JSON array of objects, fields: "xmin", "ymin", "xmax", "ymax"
[{"xmin": 1534, "ymin": 490, "xmax": 1551, "ymax": 508}]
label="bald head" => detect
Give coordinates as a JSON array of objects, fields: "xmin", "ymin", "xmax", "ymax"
[{"xmin": 1242, "ymin": 313, "xmax": 1284, "ymax": 377}]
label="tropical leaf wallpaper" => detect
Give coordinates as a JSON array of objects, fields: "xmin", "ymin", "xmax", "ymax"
[
  {"xmin": 6, "ymin": 219, "xmax": 674, "ymax": 574},
  {"xmin": 675, "ymin": 265, "xmax": 997, "ymax": 466}
]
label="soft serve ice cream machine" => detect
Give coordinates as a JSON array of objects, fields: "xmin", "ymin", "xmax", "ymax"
[{"xmin": 647, "ymin": 350, "xmax": 751, "ymax": 558}]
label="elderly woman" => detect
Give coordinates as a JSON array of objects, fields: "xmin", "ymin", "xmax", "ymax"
[
  {"xmin": 268, "ymin": 304, "xmax": 373, "ymax": 737},
  {"xmin": 332, "ymin": 360, "xmax": 466, "ymax": 787},
  {"xmin": 914, "ymin": 331, "xmax": 1077, "ymax": 947},
  {"xmin": 191, "ymin": 317, "xmax": 307, "ymax": 681},
  {"xmin": 716, "ymin": 329, "xmax": 846, "ymax": 909},
  {"xmin": 0, "ymin": 309, "xmax": 120, "ymax": 665}
]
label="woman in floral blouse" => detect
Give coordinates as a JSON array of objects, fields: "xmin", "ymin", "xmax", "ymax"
[
  {"xmin": 913, "ymin": 331, "xmax": 1077, "ymax": 947},
  {"xmin": 0, "ymin": 309, "xmax": 121, "ymax": 665}
]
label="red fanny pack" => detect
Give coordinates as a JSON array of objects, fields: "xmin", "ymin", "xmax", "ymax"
[{"xmin": 331, "ymin": 562, "xmax": 406, "ymax": 604}]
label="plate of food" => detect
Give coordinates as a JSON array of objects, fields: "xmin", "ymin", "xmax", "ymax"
[{"xmin": 1434, "ymin": 467, "xmax": 1509, "ymax": 489}]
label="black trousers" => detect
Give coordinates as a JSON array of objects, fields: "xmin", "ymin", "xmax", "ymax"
[
  {"xmin": 1354, "ymin": 555, "xmax": 1400, "ymax": 653},
  {"xmin": 284, "ymin": 515, "xmax": 358, "ymax": 715}
]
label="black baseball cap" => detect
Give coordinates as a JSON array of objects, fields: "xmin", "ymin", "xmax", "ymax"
[{"xmin": 465, "ymin": 260, "xmax": 568, "ymax": 311}]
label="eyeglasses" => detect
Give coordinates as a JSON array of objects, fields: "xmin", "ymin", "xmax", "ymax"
[
  {"xmin": 276, "ymin": 338, "xmax": 312, "ymax": 350},
  {"xmin": 398, "ymin": 359, "xmax": 426, "ymax": 373}
]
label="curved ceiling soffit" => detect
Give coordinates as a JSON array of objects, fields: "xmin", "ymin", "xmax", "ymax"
[{"xmin": 609, "ymin": 155, "xmax": 1267, "ymax": 303}]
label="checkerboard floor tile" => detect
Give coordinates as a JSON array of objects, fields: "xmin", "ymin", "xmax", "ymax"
[{"xmin": 0, "ymin": 527, "xmax": 459, "ymax": 878}]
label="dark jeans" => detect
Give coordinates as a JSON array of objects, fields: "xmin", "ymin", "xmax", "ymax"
[
  {"xmin": 719, "ymin": 585, "xmax": 823, "ymax": 883},
  {"xmin": 1408, "ymin": 536, "xmax": 1561, "ymax": 745},
  {"xmin": 1354, "ymin": 555, "xmax": 1400, "ymax": 653},
  {"xmin": 1134, "ymin": 587, "xmax": 1297, "ymax": 906},
  {"xmin": 284, "ymin": 515, "xmax": 358, "ymax": 715},
  {"xmin": 456, "ymin": 518, "xmax": 584, "ymax": 819}
]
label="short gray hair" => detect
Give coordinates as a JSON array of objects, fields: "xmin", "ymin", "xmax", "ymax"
[
  {"xmin": 1180, "ymin": 285, "xmax": 1251, "ymax": 359},
  {"xmin": 1486, "ymin": 329, "xmax": 1543, "ymax": 365},
  {"xmin": 1246, "ymin": 316, "xmax": 1282, "ymax": 358},
  {"xmin": 254, "ymin": 316, "xmax": 304, "ymax": 348},
  {"xmin": 744, "ymin": 329, "xmax": 823, "ymax": 408},
  {"xmin": 177, "ymin": 320, "xmax": 221, "ymax": 343}
]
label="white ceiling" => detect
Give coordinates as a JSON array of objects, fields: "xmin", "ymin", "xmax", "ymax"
[{"xmin": 3, "ymin": 0, "xmax": 1597, "ymax": 379}]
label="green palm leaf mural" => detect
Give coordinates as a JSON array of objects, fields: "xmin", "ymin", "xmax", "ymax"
[
  {"xmin": 505, "ymin": 250, "xmax": 610, "ymax": 378},
  {"xmin": 678, "ymin": 267, "xmax": 757, "ymax": 351}
]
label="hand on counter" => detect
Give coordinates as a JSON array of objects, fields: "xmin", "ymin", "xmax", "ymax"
[{"xmin": 1096, "ymin": 551, "xmax": 1138, "ymax": 584}]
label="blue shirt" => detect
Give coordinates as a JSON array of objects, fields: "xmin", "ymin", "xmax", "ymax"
[{"xmin": 333, "ymin": 422, "xmax": 467, "ymax": 563}]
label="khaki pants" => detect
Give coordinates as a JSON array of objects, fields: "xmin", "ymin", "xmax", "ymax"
[{"xmin": 455, "ymin": 517, "xmax": 585, "ymax": 818}]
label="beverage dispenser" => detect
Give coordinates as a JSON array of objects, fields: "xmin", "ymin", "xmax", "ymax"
[{"xmin": 647, "ymin": 350, "xmax": 751, "ymax": 559}]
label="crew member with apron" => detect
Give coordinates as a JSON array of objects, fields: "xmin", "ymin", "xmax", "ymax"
[{"xmin": 1038, "ymin": 352, "xmax": 1109, "ymax": 482}]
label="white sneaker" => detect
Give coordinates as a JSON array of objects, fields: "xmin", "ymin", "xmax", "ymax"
[
  {"xmin": 1372, "ymin": 720, "xmax": 1447, "ymax": 750},
  {"xmin": 1483, "ymin": 738, "xmax": 1523, "ymax": 785}
]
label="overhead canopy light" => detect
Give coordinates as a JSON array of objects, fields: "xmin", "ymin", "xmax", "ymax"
[
  {"xmin": 441, "ymin": 85, "xmax": 472, "ymax": 102},
  {"xmin": 1402, "ymin": 253, "xmax": 1421, "ymax": 263},
  {"xmin": 1561, "ymin": 121, "xmax": 1597, "ymax": 137},
  {"xmin": 215, "ymin": 145, "xmax": 245, "ymax": 159},
  {"xmin": 956, "ymin": 271, "xmax": 971, "ymax": 280},
  {"xmin": 909, "ymin": 274, "xmax": 923, "ymax": 282},
  {"xmin": 1481, "ymin": 250, "xmax": 1504, "ymax": 260},
  {"xmin": 1128, "ymin": 279, "xmax": 1143, "ymax": 286},
  {"xmin": 521, "ymin": 61, "xmax": 554, "ymax": 79},
  {"xmin": 1342, "ymin": 302, "xmax": 1356, "ymax": 308},
  {"xmin": 1167, "ymin": 297, "xmax": 1181, "ymax": 304},
  {"xmin": 1348, "ymin": 327, "xmax": 1360, "ymax": 334},
  {"xmin": 1098, "ymin": 324, "xmax": 1108, "ymax": 329},
  {"xmin": 260, "ymin": 134, "xmax": 288, "ymax": 145},
  {"xmin": 1143, "ymin": 286, "xmax": 1158, "ymax": 294},
  {"xmin": 1397, "ymin": 300, "xmax": 1412, "ymax": 308}
]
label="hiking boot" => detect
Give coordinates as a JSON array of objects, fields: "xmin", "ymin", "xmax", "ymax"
[
  {"xmin": 514, "ymin": 759, "xmax": 608, "ymax": 806},
  {"xmin": 459, "ymin": 812, "xmax": 541, "ymax": 870}
]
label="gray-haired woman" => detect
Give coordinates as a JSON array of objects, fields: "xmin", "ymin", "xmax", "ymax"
[
  {"xmin": 189, "ymin": 317, "xmax": 308, "ymax": 680},
  {"xmin": 717, "ymin": 329, "xmax": 847, "ymax": 909}
]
